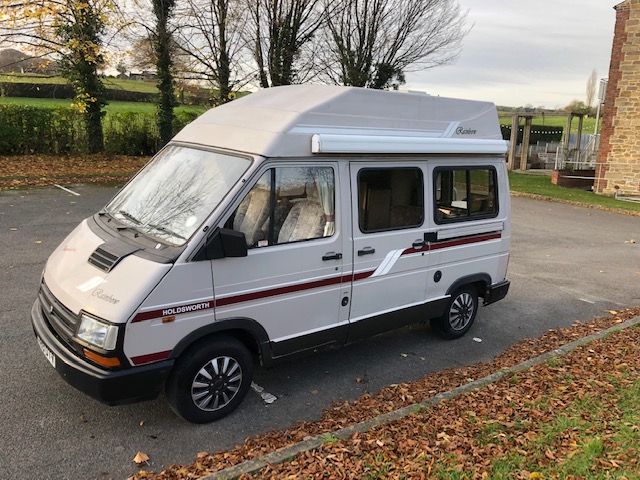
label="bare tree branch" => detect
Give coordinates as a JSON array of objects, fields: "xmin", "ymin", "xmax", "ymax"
[{"xmin": 320, "ymin": 0, "xmax": 469, "ymax": 89}]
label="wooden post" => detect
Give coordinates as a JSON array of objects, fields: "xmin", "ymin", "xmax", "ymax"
[
  {"xmin": 563, "ymin": 114, "xmax": 573, "ymax": 169},
  {"xmin": 575, "ymin": 114, "xmax": 584, "ymax": 167},
  {"xmin": 519, "ymin": 116, "xmax": 532, "ymax": 171},
  {"xmin": 507, "ymin": 114, "xmax": 519, "ymax": 170}
]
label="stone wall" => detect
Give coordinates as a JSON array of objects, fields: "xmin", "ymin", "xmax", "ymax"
[{"xmin": 595, "ymin": 0, "xmax": 640, "ymax": 196}]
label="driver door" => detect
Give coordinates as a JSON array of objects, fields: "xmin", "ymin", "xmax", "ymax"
[{"xmin": 209, "ymin": 163, "xmax": 351, "ymax": 357}]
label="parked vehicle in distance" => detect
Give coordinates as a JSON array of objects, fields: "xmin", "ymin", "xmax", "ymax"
[{"xmin": 32, "ymin": 85, "xmax": 511, "ymax": 423}]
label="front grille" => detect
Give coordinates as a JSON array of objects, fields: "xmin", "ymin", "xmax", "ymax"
[
  {"xmin": 39, "ymin": 282, "xmax": 77, "ymax": 347},
  {"xmin": 88, "ymin": 246, "xmax": 119, "ymax": 272}
]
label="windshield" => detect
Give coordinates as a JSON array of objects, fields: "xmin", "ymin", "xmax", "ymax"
[{"xmin": 105, "ymin": 145, "xmax": 251, "ymax": 246}]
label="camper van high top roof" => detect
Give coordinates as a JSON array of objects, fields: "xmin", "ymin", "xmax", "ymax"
[{"xmin": 173, "ymin": 85, "xmax": 507, "ymax": 158}]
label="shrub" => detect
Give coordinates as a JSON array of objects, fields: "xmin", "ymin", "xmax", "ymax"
[
  {"xmin": 0, "ymin": 104, "xmax": 83, "ymax": 154},
  {"xmin": 0, "ymin": 82, "xmax": 75, "ymax": 99},
  {"xmin": 173, "ymin": 110, "xmax": 200, "ymax": 133},
  {"xmin": 0, "ymin": 81, "xmax": 158, "ymax": 102},
  {"xmin": 104, "ymin": 111, "xmax": 159, "ymax": 156},
  {"xmin": 0, "ymin": 104, "xmax": 202, "ymax": 156}
]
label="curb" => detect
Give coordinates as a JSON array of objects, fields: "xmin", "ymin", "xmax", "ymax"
[{"xmin": 201, "ymin": 315, "xmax": 640, "ymax": 480}]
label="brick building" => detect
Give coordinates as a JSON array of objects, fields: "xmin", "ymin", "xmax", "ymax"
[{"xmin": 596, "ymin": 0, "xmax": 640, "ymax": 196}]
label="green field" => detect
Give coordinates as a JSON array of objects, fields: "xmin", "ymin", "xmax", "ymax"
[
  {"xmin": 0, "ymin": 73, "xmax": 159, "ymax": 93},
  {"xmin": 0, "ymin": 96, "xmax": 207, "ymax": 116},
  {"xmin": 499, "ymin": 113, "xmax": 598, "ymax": 135}
]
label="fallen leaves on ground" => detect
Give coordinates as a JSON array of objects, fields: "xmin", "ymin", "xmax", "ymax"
[
  {"xmin": 133, "ymin": 452, "xmax": 150, "ymax": 466},
  {"xmin": 0, "ymin": 154, "xmax": 148, "ymax": 188},
  {"xmin": 254, "ymin": 318, "xmax": 640, "ymax": 479},
  {"xmin": 131, "ymin": 306, "xmax": 640, "ymax": 480}
]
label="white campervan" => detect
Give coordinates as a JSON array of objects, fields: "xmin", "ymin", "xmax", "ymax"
[{"xmin": 32, "ymin": 85, "xmax": 511, "ymax": 423}]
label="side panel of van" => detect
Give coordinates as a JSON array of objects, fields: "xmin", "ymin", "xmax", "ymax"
[
  {"xmin": 210, "ymin": 161, "xmax": 352, "ymax": 357},
  {"xmin": 124, "ymin": 261, "xmax": 214, "ymax": 364},
  {"xmin": 425, "ymin": 160, "xmax": 510, "ymax": 301},
  {"xmin": 347, "ymin": 162, "xmax": 432, "ymax": 340}
]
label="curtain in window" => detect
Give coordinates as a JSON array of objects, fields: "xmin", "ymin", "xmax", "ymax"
[{"xmin": 310, "ymin": 167, "xmax": 335, "ymax": 236}]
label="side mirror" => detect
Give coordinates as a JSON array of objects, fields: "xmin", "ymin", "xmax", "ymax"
[{"xmin": 193, "ymin": 228, "xmax": 248, "ymax": 261}]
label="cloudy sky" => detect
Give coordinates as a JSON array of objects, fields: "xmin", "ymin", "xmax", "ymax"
[{"xmin": 405, "ymin": 0, "xmax": 617, "ymax": 108}]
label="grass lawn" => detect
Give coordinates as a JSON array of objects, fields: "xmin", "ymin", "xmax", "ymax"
[
  {"xmin": 509, "ymin": 171, "xmax": 640, "ymax": 213},
  {"xmin": 0, "ymin": 96, "xmax": 207, "ymax": 116},
  {"xmin": 499, "ymin": 114, "xmax": 597, "ymax": 135}
]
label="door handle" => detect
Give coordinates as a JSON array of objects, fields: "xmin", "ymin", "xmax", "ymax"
[
  {"xmin": 357, "ymin": 247, "xmax": 375, "ymax": 256},
  {"xmin": 322, "ymin": 252, "xmax": 343, "ymax": 261},
  {"xmin": 412, "ymin": 239, "xmax": 425, "ymax": 249}
]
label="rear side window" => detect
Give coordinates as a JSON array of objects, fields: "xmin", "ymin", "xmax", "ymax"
[
  {"xmin": 358, "ymin": 168, "xmax": 424, "ymax": 232},
  {"xmin": 434, "ymin": 167, "xmax": 498, "ymax": 223}
]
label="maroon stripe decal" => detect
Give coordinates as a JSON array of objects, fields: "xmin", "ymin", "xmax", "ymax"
[
  {"xmin": 131, "ymin": 350, "xmax": 171, "ymax": 365},
  {"xmin": 430, "ymin": 232, "xmax": 501, "ymax": 251},
  {"xmin": 130, "ymin": 232, "xmax": 501, "ymax": 322},
  {"xmin": 402, "ymin": 245, "xmax": 429, "ymax": 255},
  {"xmin": 215, "ymin": 273, "xmax": 352, "ymax": 307}
]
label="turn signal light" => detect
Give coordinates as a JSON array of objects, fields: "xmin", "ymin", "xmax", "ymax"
[{"xmin": 83, "ymin": 349, "xmax": 121, "ymax": 368}]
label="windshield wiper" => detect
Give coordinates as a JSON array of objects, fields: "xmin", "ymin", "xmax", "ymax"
[
  {"xmin": 147, "ymin": 224, "xmax": 187, "ymax": 241},
  {"xmin": 118, "ymin": 210, "xmax": 142, "ymax": 225}
]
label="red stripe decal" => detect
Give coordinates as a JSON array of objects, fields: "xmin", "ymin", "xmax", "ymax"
[
  {"xmin": 216, "ymin": 273, "xmax": 352, "ymax": 307},
  {"xmin": 130, "ymin": 232, "xmax": 500, "ymax": 322},
  {"xmin": 131, "ymin": 350, "xmax": 171, "ymax": 365},
  {"xmin": 430, "ymin": 232, "xmax": 501, "ymax": 251}
]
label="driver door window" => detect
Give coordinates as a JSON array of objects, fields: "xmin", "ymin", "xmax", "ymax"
[{"xmin": 227, "ymin": 166, "xmax": 335, "ymax": 247}]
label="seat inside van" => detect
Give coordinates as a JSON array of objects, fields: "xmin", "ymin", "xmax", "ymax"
[
  {"xmin": 277, "ymin": 180, "xmax": 326, "ymax": 243},
  {"xmin": 233, "ymin": 188, "xmax": 270, "ymax": 245}
]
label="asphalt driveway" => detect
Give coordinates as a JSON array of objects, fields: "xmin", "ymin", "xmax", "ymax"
[{"xmin": 0, "ymin": 185, "xmax": 638, "ymax": 480}]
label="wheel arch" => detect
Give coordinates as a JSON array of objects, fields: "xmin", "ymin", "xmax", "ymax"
[
  {"xmin": 169, "ymin": 317, "xmax": 275, "ymax": 367},
  {"xmin": 446, "ymin": 273, "xmax": 491, "ymax": 300}
]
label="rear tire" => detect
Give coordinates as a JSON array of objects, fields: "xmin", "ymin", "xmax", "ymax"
[
  {"xmin": 166, "ymin": 335, "xmax": 253, "ymax": 423},
  {"xmin": 431, "ymin": 285, "xmax": 478, "ymax": 340}
]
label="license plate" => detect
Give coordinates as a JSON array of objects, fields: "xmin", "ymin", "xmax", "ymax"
[{"xmin": 37, "ymin": 336, "xmax": 56, "ymax": 368}]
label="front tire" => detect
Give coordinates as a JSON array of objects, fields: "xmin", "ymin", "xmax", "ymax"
[
  {"xmin": 431, "ymin": 285, "xmax": 478, "ymax": 339},
  {"xmin": 166, "ymin": 335, "xmax": 253, "ymax": 423}
]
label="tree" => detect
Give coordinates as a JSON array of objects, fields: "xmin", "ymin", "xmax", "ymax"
[
  {"xmin": 126, "ymin": 35, "xmax": 189, "ymax": 73},
  {"xmin": 173, "ymin": 0, "xmax": 252, "ymax": 105},
  {"xmin": 586, "ymin": 68, "xmax": 597, "ymax": 108},
  {"xmin": 564, "ymin": 99, "xmax": 591, "ymax": 116},
  {"xmin": 152, "ymin": 0, "xmax": 177, "ymax": 147},
  {"xmin": 321, "ymin": 0, "xmax": 468, "ymax": 89},
  {"xmin": 246, "ymin": 0, "xmax": 326, "ymax": 87},
  {"xmin": 0, "ymin": 0, "xmax": 118, "ymax": 152}
]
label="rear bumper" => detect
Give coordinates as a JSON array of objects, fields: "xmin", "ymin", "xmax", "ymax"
[
  {"xmin": 483, "ymin": 279, "xmax": 510, "ymax": 306},
  {"xmin": 31, "ymin": 299, "xmax": 174, "ymax": 406}
]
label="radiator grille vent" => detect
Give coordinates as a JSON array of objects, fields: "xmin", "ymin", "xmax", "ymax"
[{"xmin": 88, "ymin": 247, "xmax": 120, "ymax": 272}]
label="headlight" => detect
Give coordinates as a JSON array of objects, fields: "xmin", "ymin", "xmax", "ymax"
[{"xmin": 77, "ymin": 314, "xmax": 119, "ymax": 350}]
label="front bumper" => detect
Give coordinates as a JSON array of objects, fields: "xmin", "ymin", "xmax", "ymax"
[{"xmin": 31, "ymin": 298, "xmax": 174, "ymax": 405}]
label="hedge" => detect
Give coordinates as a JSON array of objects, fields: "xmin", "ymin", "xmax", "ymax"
[
  {"xmin": 0, "ymin": 81, "xmax": 158, "ymax": 102},
  {"xmin": 0, "ymin": 104, "xmax": 81, "ymax": 154},
  {"xmin": 0, "ymin": 103, "xmax": 200, "ymax": 156},
  {"xmin": 104, "ymin": 110, "xmax": 199, "ymax": 156}
]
